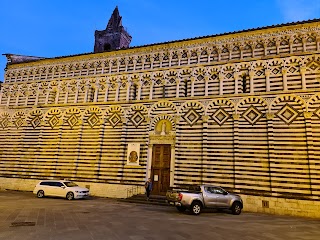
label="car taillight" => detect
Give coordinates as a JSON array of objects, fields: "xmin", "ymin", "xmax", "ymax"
[{"xmin": 178, "ymin": 193, "xmax": 183, "ymax": 201}]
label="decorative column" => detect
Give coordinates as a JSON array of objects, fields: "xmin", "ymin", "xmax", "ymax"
[
  {"xmin": 282, "ymin": 67, "xmax": 288, "ymax": 91},
  {"xmin": 15, "ymin": 93, "xmax": 19, "ymax": 106},
  {"xmin": 45, "ymin": 89, "xmax": 50, "ymax": 104},
  {"xmin": 263, "ymin": 41, "xmax": 268, "ymax": 56},
  {"xmin": 34, "ymin": 83, "xmax": 40, "ymax": 106},
  {"xmin": 126, "ymin": 81, "xmax": 131, "ymax": 101},
  {"xmin": 266, "ymin": 113, "xmax": 275, "ymax": 192},
  {"xmin": 276, "ymin": 40, "xmax": 280, "ymax": 55},
  {"xmin": 115, "ymin": 81, "xmax": 121, "ymax": 101},
  {"xmin": 190, "ymin": 77, "xmax": 195, "ymax": 97},
  {"xmin": 64, "ymin": 89, "xmax": 69, "ymax": 104},
  {"xmin": 251, "ymin": 44, "xmax": 255, "ymax": 58},
  {"xmin": 240, "ymin": 45, "xmax": 244, "ymax": 59},
  {"xmin": 201, "ymin": 115, "xmax": 209, "ymax": 184},
  {"xmin": 92, "ymin": 85, "xmax": 98, "ymax": 102},
  {"xmin": 104, "ymin": 83, "xmax": 109, "ymax": 102},
  {"xmin": 6, "ymin": 93, "xmax": 11, "ymax": 106},
  {"xmin": 55, "ymin": 88, "xmax": 60, "ymax": 104},
  {"xmin": 133, "ymin": 59, "xmax": 137, "ymax": 71},
  {"xmin": 137, "ymin": 82, "xmax": 142, "ymax": 100},
  {"xmin": 317, "ymin": 36, "xmax": 320, "ymax": 51},
  {"xmin": 170, "ymin": 143, "xmax": 176, "ymax": 186},
  {"xmin": 249, "ymin": 70, "xmax": 254, "ymax": 94},
  {"xmin": 146, "ymin": 144, "xmax": 153, "ymax": 179},
  {"xmin": 265, "ymin": 69, "xmax": 271, "ymax": 92},
  {"xmin": 232, "ymin": 114, "xmax": 240, "ymax": 188},
  {"xmin": 204, "ymin": 76, "xmax": 209, "ymax": 96},
  {"xmin": 289, "ymin": 38, "xmax": 294, "ymax": 53},
  {"xmin": 234, "ymin": 73, "xmax": 239, "ymax": 94},
  {"xmin": 219, "ymin": 73, "xmax": 224, "ymax": 96},
  {"xmin": 302, "ymin": 37, "xmax": 307, "ymax": 52},
  {"xmin": 83, "ymin": 84, "xmax": 89, "ymax": 103},
  {"xmin": 25, "ymin": 91, "xmax": 29, "ymax": 106},
  {"xmin": 303, "ymin": 111, "xmax": 314, "ymax": 195},
  {"xmin": 300, "ymin": 66, "xmax": 307, "ymax": 90},
  {"xmin": 175, "ymin": 79, "xmax": 180, "ymax": 98},
  {"xmin": 149, "ymin": 80, "xmax": 154, "ymax": 100},
  {"xmin": 74, "ymin": 81, "xmax": 79, "ymax": 103},
  {"xmin": 217, "ymin": 48, "xmax": 222, "ymax": 62}
]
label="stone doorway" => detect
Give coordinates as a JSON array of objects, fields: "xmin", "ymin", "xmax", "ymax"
[{"xmin": 151, "ymin": 144, "xmax": 171, "ymax": 195}]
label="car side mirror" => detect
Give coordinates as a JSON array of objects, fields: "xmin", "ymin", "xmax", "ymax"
[
  {"xmin": 223, "ymin": 191, "xmax": 228, "ymax": 195},
  {"xmin": 61, "ymin": 186, "xmax": 65, "ymax": 189}
]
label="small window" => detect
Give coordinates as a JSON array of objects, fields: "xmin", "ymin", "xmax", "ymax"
[{"xmin": 104, "ymin": 43, "xmax": 111, "ymax": 51}]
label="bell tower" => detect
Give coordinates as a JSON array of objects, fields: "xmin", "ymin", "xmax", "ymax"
[{"xmin": 94, "ymin": 6, "xmax": 132, "ymax": 53}]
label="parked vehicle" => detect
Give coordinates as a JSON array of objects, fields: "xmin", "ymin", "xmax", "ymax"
[
  {"xmin": 166, "ymin": 185, "xmax": 243, "ymax": 215},
  {"xmin": 33, "ymin": 180, "xmax": 90, "ymax": 200}
]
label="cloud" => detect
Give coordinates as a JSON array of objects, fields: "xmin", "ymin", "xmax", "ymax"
[{"xmin": 277, "ymin": 0, "xmax": 320, "ymax": 22}]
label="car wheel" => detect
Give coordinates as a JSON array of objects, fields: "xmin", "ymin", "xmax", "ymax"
[
  {"xmin": 176, "ymin": 206, "xmax": 186, "ymax": 212},
  {"xmin": 66, "ymin": 192, "xmax": 74, "ymax": 200},
  {"xmin": 231, "ymin": 202, "xmax": 242, "ymax": 215},
  {"xmin": 37, "ymin": 190, "xmax": 44, "ymax": 198},
  {"xmin": 190, "ymin": 201, "xmax": 202, "ymax": 215}
]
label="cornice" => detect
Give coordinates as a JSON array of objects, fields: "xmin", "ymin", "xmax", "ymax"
[{"xmin": 5, "ymin": 21, "xmax": 320, "ymax": 70}]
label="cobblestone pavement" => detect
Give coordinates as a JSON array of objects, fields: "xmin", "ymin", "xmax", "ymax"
[{"xmin": 0, "ymin": 190, "xmax": 319, "ymax": 240}]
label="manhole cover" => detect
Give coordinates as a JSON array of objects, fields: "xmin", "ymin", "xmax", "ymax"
[{"xmin": 11, "ymin": 222, "xmax": 36, "ymax": 227}]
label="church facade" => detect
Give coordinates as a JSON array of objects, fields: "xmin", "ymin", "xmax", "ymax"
[{"xmin": 1, "ymin": 8, "xmax": 320, "ymax": 217}]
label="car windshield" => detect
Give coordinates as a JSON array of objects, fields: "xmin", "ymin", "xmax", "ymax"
[{"xmin": 64, "ymin": 182, "xmax": 78, "ymax": 187}]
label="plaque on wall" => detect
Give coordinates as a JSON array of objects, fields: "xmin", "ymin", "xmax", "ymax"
[{"xmin": 127, "ymin": 143, "xmax": 140, "ymax": 166}]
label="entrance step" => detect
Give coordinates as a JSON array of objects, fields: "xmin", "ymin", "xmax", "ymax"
[{"xmin": 119, "ymin": 194, "xmax": 167, "ymax": 206}]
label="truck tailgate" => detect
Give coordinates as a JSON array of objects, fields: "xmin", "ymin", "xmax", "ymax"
[{"xmin": 166, "ymin": 190, "xmax": 180, "ymax": 202}]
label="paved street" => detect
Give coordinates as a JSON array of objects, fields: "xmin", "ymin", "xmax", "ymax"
[{"xmin": 0, "ymin": 190, "xmax": 319, "ymax": 240}]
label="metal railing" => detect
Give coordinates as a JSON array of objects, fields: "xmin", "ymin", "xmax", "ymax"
[{"xmin": 126, "ymin": 185, "xmax": 144, "ymax": 198}]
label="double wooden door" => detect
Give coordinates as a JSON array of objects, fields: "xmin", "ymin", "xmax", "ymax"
[{"xmin": 151, "ymin": 144, "xmax": 171, "ymax": 195}]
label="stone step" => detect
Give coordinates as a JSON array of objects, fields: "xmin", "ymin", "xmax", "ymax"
[{"xmin": 119, "ymin": 194, "xmax": 168, "ymax": 206}]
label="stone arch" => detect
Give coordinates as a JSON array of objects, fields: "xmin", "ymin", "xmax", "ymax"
[
  {"xmin": 62, "ymin": 107, "xmax": 83, "ymax": 129},
  {"xmin": 11, "ymin": 110, "xmax": 26, "ymax": 129},
  {"xmin": 104, "ymin": 105, "xmax": 125, "ymax": 128},
  {"xmin": 149, "ymin": 100, "xmax": 177, "ymax": 118},
  {"xmin": 83, "ymin": 106, "xmax": 103, "ymax": 128},
  {"xmin": 307, "ymin": 93, "xmax": 320, "ymax": 112},
  {"xmin": 269, "ymin": 94, "xmax": 306, "ymax": 113},
  {"xmin": 236, "ymin": 96, "xmax": 268, "ymax": 114},
  {"xmin": 127, "ymin": 104, "xmax": 148, "ymax": 115},
  {"xmin": 27, "ymin": 109, "xmax": 43, "ymax": 129},
  {"xmin": 287, "ymin": 56, "xmax": 302, "ymax": 65},
  {"xmin": 205, "ymin": 98, "xmax": 235, "ymax": 115},
  {"xmin": 149, "ymin": 114, "xmax": 176, "ymax": 132},
  {"xmin": 44, "ymin": 108, "xmax": 63, "ymax": 129},
  {"xmin": 0, "ymin": 112, "xmax": 11, "ymax": 129},
  {"xmin": 253, "ymin": 60, "xmax": 267, "ymax": 68},
  {"xmin": 178, "ymin": 100, "xmax": 205, "ymax": 115}
]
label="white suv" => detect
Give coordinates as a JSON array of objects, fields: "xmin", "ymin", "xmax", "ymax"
[{"xmin": 33, "ymin": 180, "xmax": 90, "ymax": 200}]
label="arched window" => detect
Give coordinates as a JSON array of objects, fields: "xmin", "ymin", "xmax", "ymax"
[{"xmin": 88, "ymin": 87, "xmax": 95, "ymax": 102}]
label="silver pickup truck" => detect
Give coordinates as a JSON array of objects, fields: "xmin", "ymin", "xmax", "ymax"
[{"xmin": 166, "ymin": 185, "xmax": 243, "ymax": 215}]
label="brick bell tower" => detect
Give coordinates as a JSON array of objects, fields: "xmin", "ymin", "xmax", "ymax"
[{"xmin": 94, "ymin": 6, "xmax": 132, "ymax": 53}]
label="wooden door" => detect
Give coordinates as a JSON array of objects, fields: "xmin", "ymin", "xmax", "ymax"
[{"xmin": 151, "ymin": 144, "xmax": 171, "ymax": 195}]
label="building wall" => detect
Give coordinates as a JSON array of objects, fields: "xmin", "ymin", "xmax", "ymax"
[{"xmin": 0, "ymin": 20, "xmax": 320, "ymax": 217}]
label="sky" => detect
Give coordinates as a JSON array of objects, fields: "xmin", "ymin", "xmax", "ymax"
[{"xmin": 0, "ymin": 0, "xmax": 319, "ymax": 81}]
